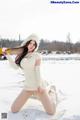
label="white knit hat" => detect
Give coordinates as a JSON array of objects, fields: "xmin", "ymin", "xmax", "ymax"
[{"xmin": 21, "ymin": 33, "xmax": 40, "ymax": 50}]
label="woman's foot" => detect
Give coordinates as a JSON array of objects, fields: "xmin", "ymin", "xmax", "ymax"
[{"xmin": 48, "ymin": 85, "xmax": 57, "ymax": 105}]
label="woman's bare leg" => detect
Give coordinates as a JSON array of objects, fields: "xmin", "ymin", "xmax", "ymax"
[
  {"xmin": 37, "ymin": 90, "xmax": 56, "ymax": 115},
  {"xmin": 11, "ymin": 90, "xmax": 33, "ymax": 113},
  {"xmin": 48, "ymin": 85, "xmax": 57, "ymax": 106}
]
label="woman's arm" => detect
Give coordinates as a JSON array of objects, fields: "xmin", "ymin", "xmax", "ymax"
[
  {"xmin": 6, "ymin": 54, "xmax": 19, "ymax": 69},
  {"xmin": 35, "ymin": 58, "xmax": 41, "ymax": 87},
  {"xmin": 35, "ymin": 58, "xmax": 45, "ymax": 93},
  {"xmin": 3, "ymin": 47, "xmax": 23, "ymax": 69}
]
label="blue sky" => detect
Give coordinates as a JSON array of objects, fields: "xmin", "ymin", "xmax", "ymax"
[{"xmin": 0, "ymin": 0, "xmax": 80, "ymax": 43}]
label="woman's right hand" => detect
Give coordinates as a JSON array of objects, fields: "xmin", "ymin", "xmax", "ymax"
[
  {"xmin": 37, "ymin": 86, "xmax": 45, "ymax": 94},
  {"xmin": 2, "ymin": 48, "xmax": 7, "ymax": 55},
  {"xmin": 3, "ymin": 48, "xmax": 11, "ymax": 55}
]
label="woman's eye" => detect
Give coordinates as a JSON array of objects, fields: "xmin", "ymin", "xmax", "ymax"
[
  {"xmin": 33, "ymin": 44, "xmax": 35, "ymax": 46},
  {"xmin": 31, "ymin": 43, "xmax": 35, "ymax": 46}
]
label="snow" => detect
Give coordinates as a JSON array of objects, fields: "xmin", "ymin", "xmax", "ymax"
[{"xmin": 0, "ymin": 54, "xmax": 80, "ymax": 119}]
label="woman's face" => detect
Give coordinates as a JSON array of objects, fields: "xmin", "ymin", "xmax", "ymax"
[{"xmin": 27, "ymin": 40, "xmax": 36, "ymax": 52}]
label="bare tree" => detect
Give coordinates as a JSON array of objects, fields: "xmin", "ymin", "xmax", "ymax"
[{"xmin": 66, "ymin": 32, "xmax": 72, "ymax": 53}]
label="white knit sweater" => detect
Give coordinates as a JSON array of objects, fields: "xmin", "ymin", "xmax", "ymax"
[{"xmin": 6, "ymin": 52, "xmax": 46, "ymax": 90}]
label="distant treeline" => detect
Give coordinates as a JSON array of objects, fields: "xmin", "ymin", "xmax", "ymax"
[{"xmin": 0, "ymin": 38, "xmax": 80, "ymax": 53}]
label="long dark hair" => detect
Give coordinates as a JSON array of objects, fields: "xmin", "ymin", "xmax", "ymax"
[{"xmin": 15, "ymin": 40, "xmax": 37, "ymax": 66}]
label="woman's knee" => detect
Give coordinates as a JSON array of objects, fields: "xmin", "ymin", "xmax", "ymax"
[
  {"xmin": 46, "ymin": 102, "xmax": 56, "ymax": 115},
  {"xmin": 47, "ymin": 110, "xmax": 55, "ymax": 115},
  {"xmin": 47, "ymin": 106, "xmax": 56, "ymax": 115},
  {"xmin": 11, "ymin": 105, "xmax": 19, "ymax": 113}
]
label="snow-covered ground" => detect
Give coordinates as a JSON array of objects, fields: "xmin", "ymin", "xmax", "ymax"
[{"xmin": 0, "ymin": 54, "xmax": 80, "ymax": 120}]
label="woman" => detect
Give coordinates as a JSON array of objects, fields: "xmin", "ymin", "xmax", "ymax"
[{"xmin": 4, "ymin": 34, "xmax": 56, "ymax": 115}]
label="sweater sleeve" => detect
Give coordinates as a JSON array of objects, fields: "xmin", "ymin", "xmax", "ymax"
[
  {"xmin": 6, "ymin": 54, "xmax": 19, "ymax": 69},
  {"xmin": 35, "ymin": 53, "xmax": 42, "ymax": 87},
  {"xmin": 35, "ymin": 65, "xmax": 42, "ymax": 87}
]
